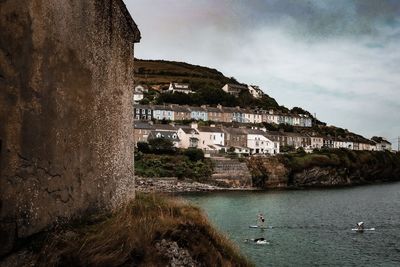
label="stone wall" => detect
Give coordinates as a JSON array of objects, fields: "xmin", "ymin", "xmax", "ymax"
[
  {"xmin": 0, "ymin": 0, "xmax": 140, "ymax": 256},
  {"xmin": 211, "ymin": 158, "xmax": 252, "ymax": 187}
]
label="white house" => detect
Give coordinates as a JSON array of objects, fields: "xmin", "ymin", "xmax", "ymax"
[
  {"xmin": 310, "ymin": 136, "xmax": 324, "ymax": 150},
  {"xmin": 247, "ymin": 85, "xmax": 263, "ymax": 99},
  {"xmin": 168, "ymin": 83, "xmax": 194, "ymax": 94},
  {"xmin": 262, "ymin": 110, "xmax": 280, "ymax": 124},
  {"xmin": 197, "ymin": 126, "xmax": 225, "ymax": 151},
  {"xmin": 371, "ymin": 137, "xmax": 392, "ymax": 151},
  {"xmin": 222, "ymin": 83, "xmax": 247, "ymax": 97},
  {"xmin": 133, "ymin": 91, "xmax": 144, "ymax": 103},
  {"xmin": 177, "ymin": 127, "xmax": 200, "ymax": 149},
  {"xmin": 247, "ymin": 129, "xmax": 278, "ymax": 154}
]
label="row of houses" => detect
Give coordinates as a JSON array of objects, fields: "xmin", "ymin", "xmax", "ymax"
[
  {"xmin": 134, "ymin": 104, "xmax": 313, "ymax": 127},
  {"xmin": 134, "ymin": 82, "xmax": 266, "ymax": 101},
  {"xmin": 134, "ymin": 122, "xmax": 392, "ymax": 156}
]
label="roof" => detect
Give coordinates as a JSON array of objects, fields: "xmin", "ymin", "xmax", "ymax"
[
  {"xmin": 116, "ymin": 0, "xmax": 141, "ymax": 43},
  {"xmin": 153, "ymin": 124, "xmax": 178, "ymax": 131},
  {"xmin": 206, "ymin": 106, "xmax": 222, "ymax": 113},
  {"xmin": 170, "ymin": 83, "xmax": 190, "ymax": 90},
  {"xmin": 148, "ymin": 130, "xmax": 180, "ymax": 141},
  {"xmin": 222, "ymin": 127, "xmax": 248, "ymax": 135},
  {"xmin": 180, "ymin": 128, "xmax": 199, "ymax": 135},
  {"xmin": 198, "ymin": 126, "xmax": 224, "ymax": 133},
  {"xmin": 171, "ymin": 105, "xmax": 190, "ymax": 112},
  {"xmin": 153, "ymin": 105, "xmax": 173, "ymax": 111},
  {"xmin": 134, "ymin": 121, "xmax": 153, "ymax": 130},
  {"xmin": 189, "ymin": 106, "xmax": 207, "ymax": 112}
]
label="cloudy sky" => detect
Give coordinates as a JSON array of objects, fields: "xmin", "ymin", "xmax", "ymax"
[{"xmin": 127, "ymin": 0, "xmax": 400, "ymax": 145}]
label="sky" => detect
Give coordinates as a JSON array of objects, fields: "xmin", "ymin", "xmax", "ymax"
[{"xmin": 126, "ymin": 0, "xmax": 400, "ymax": 146}]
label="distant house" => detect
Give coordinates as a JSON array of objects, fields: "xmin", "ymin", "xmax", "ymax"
[
  {"xmin": 171, "ymin": 105, "xmax": 191, "ymax": 121},
  {"xmin": 153, "ymin": 105, "xmax": 174, "ymax": 121},
  {"xmin": 197, "ymin": 125, "xmax": 225, "ymax": 151},
  {"xmin": 133, "ymin": 91, "xmax": 144, "ymax": 104},
  {"xmin": 220, "ymin": 106, "xmax": 235, "ymax": 123},
  {"xmin": 262, "ymin": 110, "xmax": 280, "ymax": 124},
  {"xmin": 247, "ymin": 85, "xmax": 263, "ymax": 99},
  {"xmin": 134, "ymin": 84, "xmax": 149, "ymax": 93},
  {"xmin": 247, "ymin": 129, "xmax": 277, "ymax": 154},
  {"xmin": 168, "ymin": 83, "xmax": 194, "ymax": 94},
  {"xmin": 177, "ymin": 127, "xmax": 200, "ymax": 149},
  {"xmin": 371, "ymin": 137, "xmax": 392, "ymax": 151},
  {"xmin": 134, "ymin": 121, "xmax": 153, "ymax": 146},
  {"xmin": 222, "ymin": 127, "xmax": 248, "ymax": 149},
  {"xmin": 323, "ymin": 137, "xmax": 334, "ymax": 149},
  {"xmin": 148, "ymin": 130, "xmax": 180, "ymax": 147},
  {"xmin": 134, "ymin": 104, "xmax": 153, "ymax": 121},
  {"xmin": 299, "ymin": 114, "xmax": 312, "ymax": 127},
  {"xmin": 310, "ymin": 136, "xmax": 324, "ymax": 150},
  {"xmin": 206, "ymin": 106, "xmax": 224, "ymax": 122},
  {"xmin": 222, "ymin": 83, "xmax": 247, "ymax": 97},
  {"xmin": 189, "ymin": 106, "xmax": 208, "ymax": 121},
  {"xmin": 232, "ymin": 107, "xmax": 245, "ymax": 123}
]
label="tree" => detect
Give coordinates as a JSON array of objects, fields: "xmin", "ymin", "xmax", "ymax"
[
  {"xmin": 137, "ymin": 142, "xmax": 150, "ymax": 153},
  {"xmin": 184, "ymin": 148, "xmax": 205, "ymax": 161},
  {"xmin": 148, "ymin": 138, "xmax": 176, "ymax": 154}
]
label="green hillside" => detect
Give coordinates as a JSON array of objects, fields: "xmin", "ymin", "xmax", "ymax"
[{"xmin": 134, "ymin": 59, "xmax": 283, "ymax": 110}]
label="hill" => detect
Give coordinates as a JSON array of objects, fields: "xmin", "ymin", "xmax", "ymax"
[{"xmin": 134, "ymin": 59, "xmax": 283, "ymax": 110}]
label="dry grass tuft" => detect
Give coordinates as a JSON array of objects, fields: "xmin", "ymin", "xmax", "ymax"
[{"xmin": 34, "ymin": 193, "xmax": 252, "ymax": 267}]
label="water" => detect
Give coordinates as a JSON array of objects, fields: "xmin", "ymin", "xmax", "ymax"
[{"xmin": 184, "ymin": 182, "xmax": 400, "ymax": 267}]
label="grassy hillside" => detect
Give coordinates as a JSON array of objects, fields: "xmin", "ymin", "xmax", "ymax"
[
  {"xmin": 135, "ymin": 59, "xmax": 283, "ymax": 110},
  {"xmin": 135, "ymin": 59, "xmax": 237, "ymax": 88}
]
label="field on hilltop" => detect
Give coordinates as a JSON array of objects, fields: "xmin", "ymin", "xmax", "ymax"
[{"xmin": 134, "ymin": 59, "xmax": 237, "ymax": 88}]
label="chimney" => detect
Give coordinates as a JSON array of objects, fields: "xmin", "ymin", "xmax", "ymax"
[{"xmin": 191, "ymin": 122, "xmax": 198, "ymax": 129}]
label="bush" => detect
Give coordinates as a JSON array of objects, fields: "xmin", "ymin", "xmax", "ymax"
[
  {"xmin": 148, "ymin": 138, "xmax": 176, "ymax": 154},
  {"xmin": 184, "ymin": 148, "xmax": 205, "ymax": 161},
  {"xmin": 137, "ymin": 142, "xmax": 150, "ymax": 153}
]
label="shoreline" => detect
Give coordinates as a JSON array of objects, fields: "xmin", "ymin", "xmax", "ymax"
[
  {"xmin": 135, "ymin": 177, "xmax": 260, "ymax": 193},
  {"xmin": 136, "ymin": 177, "xmax": 400, "ymax": 194}
]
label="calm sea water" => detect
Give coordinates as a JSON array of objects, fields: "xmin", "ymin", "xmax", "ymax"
[{"xmin": 184, "ymin": 182, "xmax": 400, "ymax": 267}]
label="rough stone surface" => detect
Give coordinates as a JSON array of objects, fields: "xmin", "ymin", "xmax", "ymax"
[
  {"xmin": 155, "ymin": 239, "xmax": 198, "ymax": 267},
  {"xmin": 247, "ymin": 156, "xmax": 289, "ymax": 188},
  {"xmin": 0, "ymin": 0, "xmax": 140, "ymax": 256},
  {"xmin": 211, "ymin": 157, "xmax": 253, "ymax": 187}
]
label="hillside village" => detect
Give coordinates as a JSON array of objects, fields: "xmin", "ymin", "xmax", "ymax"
[{"xmin": 133, "ymin": 82, "xmax": 392, "ymax": 155}]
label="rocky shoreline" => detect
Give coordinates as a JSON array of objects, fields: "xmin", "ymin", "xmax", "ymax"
[{"xmin": 135, "ymin": 177, "xmax": 258, "ymax": 193}]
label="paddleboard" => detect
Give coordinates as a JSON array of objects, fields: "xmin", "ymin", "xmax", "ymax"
[
  {"xmin": 249, "ymin": 225, "xmax": 272, "ymax": 229},
  {"xmin": 351, "ymin": 228, "xmax": 375, "ymax": 231}
]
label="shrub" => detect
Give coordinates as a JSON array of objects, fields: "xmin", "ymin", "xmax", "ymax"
[
  {"xmin": 184, "ymin": 148, "xmax": 204, "ymax": 161},
  {"xmin": 137, "ymin": 142, "xmax": 150, "ymax": 153},
  {"xmin": 148, "ymin": 138, "xmax": 176, "ymax": 154}
]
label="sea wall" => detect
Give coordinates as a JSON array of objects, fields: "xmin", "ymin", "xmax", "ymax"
[
  {"xmin": 0, "ymin": 0, "xmax": 140, "ymax": 256},
  {"xmin": 247, "ymin": 150, "xmax": 400, "ymax": 189},
  {"xmin": 212, "ymin": 157, "xmax": 252, "ymax": 187}
]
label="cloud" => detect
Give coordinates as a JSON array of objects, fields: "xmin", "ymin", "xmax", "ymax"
[{"xmin": 127, "ymin": 0, "xmax": 400, "ymax": 142}]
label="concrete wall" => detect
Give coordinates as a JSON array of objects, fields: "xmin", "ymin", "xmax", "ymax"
[{"xmin": 0, "ymin": 0, "xmax": 140, "ymax": 255}]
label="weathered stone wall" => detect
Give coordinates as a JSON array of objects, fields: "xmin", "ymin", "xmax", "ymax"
[
  {"xmin": 212, "ymin": 158, "xmax": 252, "ymax": 187},
  {"xmin": 0, "ymin": 0, "xmax": 140, "ymax": 255}
]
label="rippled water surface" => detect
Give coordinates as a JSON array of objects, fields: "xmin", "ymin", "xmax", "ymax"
[{"xmin": 184, "ymin": 182, "xmax": 400, "ymax": 267}]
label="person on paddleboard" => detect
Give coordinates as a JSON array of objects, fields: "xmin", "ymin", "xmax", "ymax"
[
  {"xmin": 356, "ymin": 222, "xmax": 364, "ymax": 232},
  {"xmin": 258, "ymin": 212, "xmax": 265, "ymax": 227}
]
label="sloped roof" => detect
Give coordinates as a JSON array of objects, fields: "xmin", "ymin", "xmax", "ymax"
[{"xmin": 198, "ymin": 126, "xmax": 224, "ymax": 133}]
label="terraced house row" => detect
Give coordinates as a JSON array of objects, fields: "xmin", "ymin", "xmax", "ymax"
[
  {"xmin": 134, "ymin": 122, "xmax": 392, "ymax": 156},
  {"xmin": 134, "ymin": 104, "xmax": 313, "ymax": 127}
]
